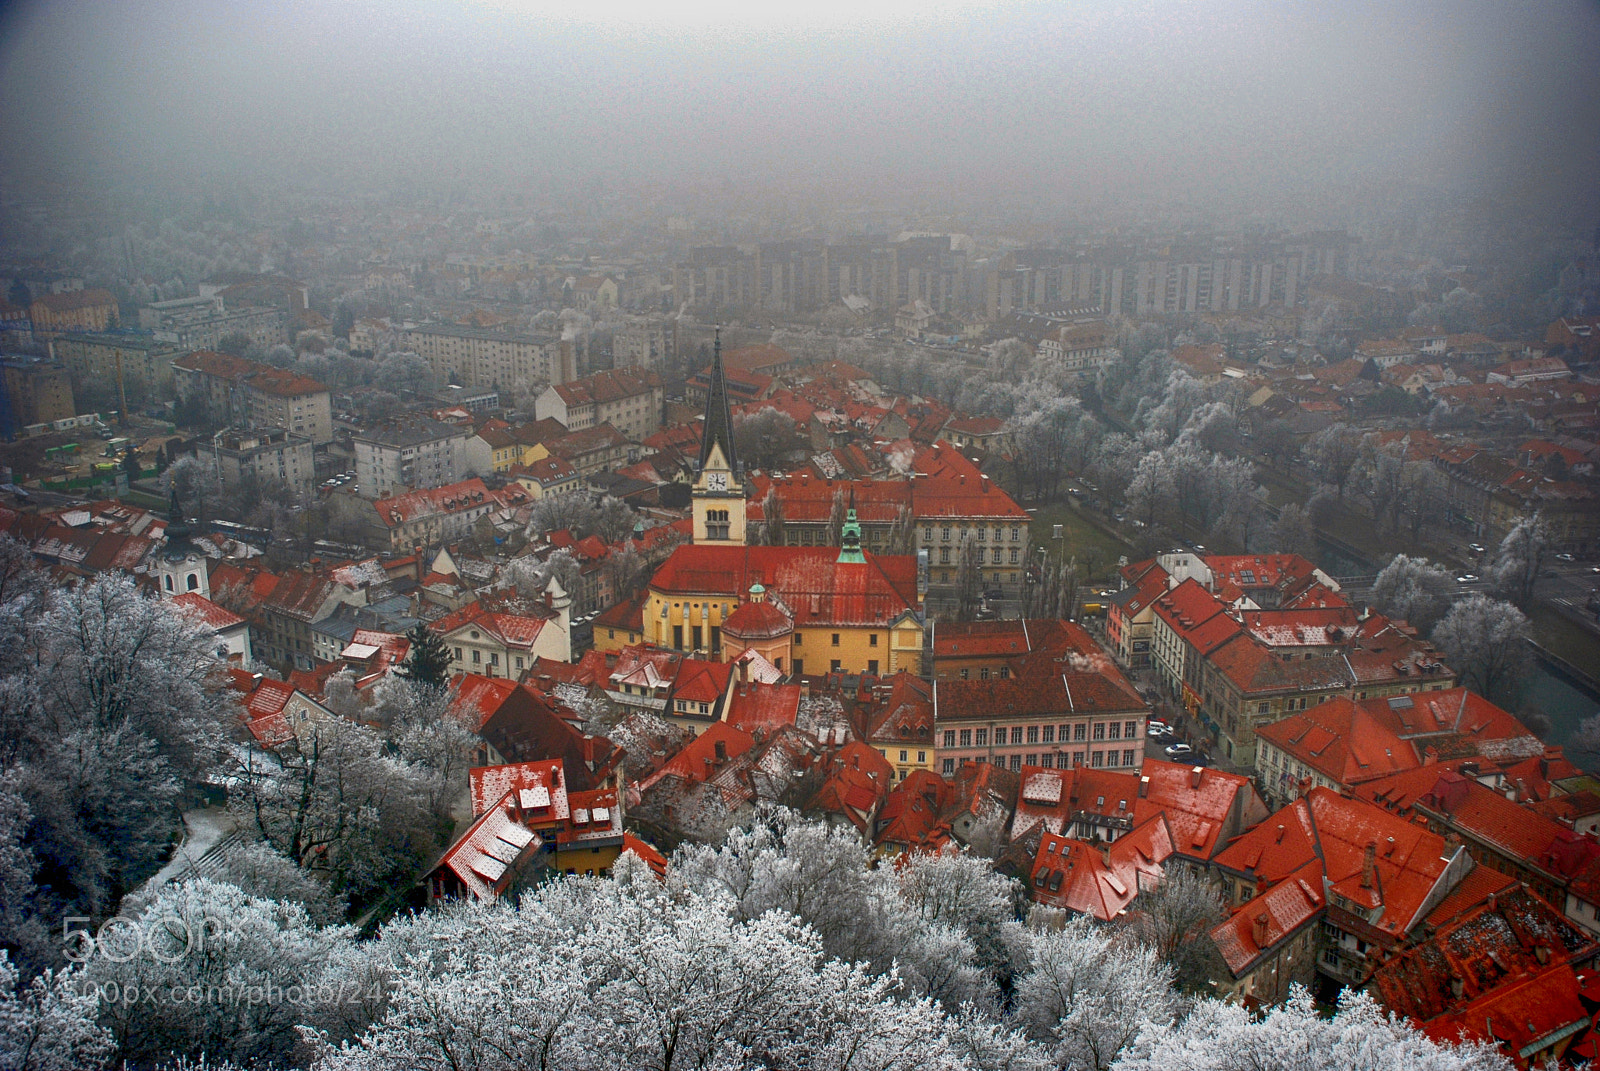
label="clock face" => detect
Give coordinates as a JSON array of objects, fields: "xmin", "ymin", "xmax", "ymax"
[{"xmin": 705, "ymin": 471, "xmax": 728, "ymax": 491}]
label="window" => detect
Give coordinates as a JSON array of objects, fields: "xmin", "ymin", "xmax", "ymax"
[
  {"xmin": 831, "ymin": 633, "xmax": 840, "ymax": 646},
  {"xmin": 869, "ymin": 634, "xmax": 878, "ymax": 646},
  {"xmin": 961, "ymin": 668, "xmax": 969, "ymax": 680},
  {"xmin": 1093, "ymin": 723, "xmax": 1105, "ymax": 741},
  {"xmin": 975, "ymin": 728, "xmax": 988, "ymax": 746},
  {"xmin": 489, "ymin": 652, "xmax": 499, "ymax": 665},
  {"xmin": 673, "ymin": 625, "xmax": 684, "ymax": 649},
  {"xmin": 1091, "ymin": 751, "xmax": 1104, "ymax": 768},
  {"xmin": 692, "ymin": 626, "xmax": 703, "ymax": 650},
  {"xmin": 1107, "ymin": 722, "xmax": 1120, "ymax": 740},
  {"xmin": 940, "ymin": 547, "xmax": 951, "ymax": 564},
  {"xmin": 1073, "ymin": 751, "xmax": 1085, "ymax": 767},
  {"xmin": 1258, "ymin": 702, "xmax": 1270, "ymax": 715},
  {"xmin": 1010, "ymin": 547, "xmax": 1019, "ymax": 564},
  {"xmin": 944, "ymin": 731, "xmax": 956, "ymax": 747},
  {"xmin": 942, "ymin": 525, "xmax": 951, "ymax": 541},
  {"xmin": 917, "ymin": 751, "xmax": 926, "ymax": 763},
  {"xmin": 1123, "ymin": 749, "xmax": 1136, "ymax": 766},
  {"xmin": 794, "ymin": 632, "xmax": 802, "ymax": 645},
  {"xmin": 1073, "ymin": 724, "xmax": 1086, "ymax": 741},
  {"xmin": 515, "ymin": 656, "xmax": 524, "ymax": 669},
  {"xmin": 1011, "ymin": 525, "xmax": 1020, "ymax": 540},
  {"xmin": 1011, "ymin": 727, "xmax": 1025, "ymax": 745},
  {"xmin": 1027, "ymin": 726, "xmax": 1039, "ymax": 744},
  {"xmin": 867, "ymin": 660, "xmax": 879, "ymax": 675},
  {"xmin": 923, "ymin": 526, "xmax": 933, "ymax": 541},
  {"xmin": 1009, "ymin": 755, "xmax": 1022, "ymax": 772},
  {"xmin": 454, "ymin": 647, "xmax": 463, "ymax": 660},
  {"xmin": 830, "ymin": 659, "xmax": 841, "ymax": 672},
  {"xmin": 187, "ymin": 573, "xmax": 199, "ymax": 591},
  {"xmin": 793, "ymin": 659, "xmax": 803, "ymax": 675},
  {"xmin": 942, "ymin": 758, "xmax": 955, "ymax": 774},
  {"xmin": 900, "ymin": 750, "xmax": 908, "ymax": 762},
  {"xmin": 164, "ymin": 575, "xmax": 174, "ymax": 591},
  {"xmin": 1125, "ymin": 721, "xmax": 1137, "ymax": 738},
  {"xmin": 959, "ymin": 729, "xmax": 972, "ymax": 746},
  {"xmin": 471, "ymin": 650, "xmax": 481, "ymax": 663},
  {"xmin": 1026, "ymin": 753, "xmax": 1038, "ymax": 766},
  {"xmin": 1106, "ymin": 751, "xmax": 1119, "ymax": 767},
  {"xmin": 980, "ymin": 667, "xmax": 990, "ymax": 680},
  {"xmin": 700, "ymin": 703, "xmax": 709, "ymax": 715}
]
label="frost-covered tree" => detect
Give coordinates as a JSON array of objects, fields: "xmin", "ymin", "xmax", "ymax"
[
  {"xmin": 1117, "ymin": 867, "xmax": 1226, "ymax": 993},
  {"xmin": 0, "ymin": 950, "xmax": 112, "ymax": 1071},
  {"xmin": 163, "ymin": 455, "xmax": 223, "ymax": 524},
  {"xmin": 1014, "ymin": 919, "xmax": 1176, "ymax": 1071},
  {"xmin": 1302, "ymin": 424, "xmax": 1363, "ymax": 500},
  {"xmin": 1490, "ymin": 513, "xmax": 1549, "ymax": 609},
  {"xmin": 84, "ymin": 879, "xmax": 351, "ymax": 1069},
  {"xmin": 229, "ymin": 715, "xmax": 440, "ymax": 906},
  {"xmin": 372, "ymin": 351, "xmax": 434, "ymax": 395},
  {"xmin": 9, "ymin": 575, "xmax": 228, "ymax": 918},
  {"xmin": 1112, "ymin": 984, "xmax": 1511, "ymax": 1071},
  {"xmin": 734, "ymin": 407, "xmax": 798, "ymax": 472},
  {"xmin": 1371, "ymin": 554, "xmax": 1456, "ymax": 634},
  {"xmin": 1268, "ymin": 503, "xmax": 1318, "ymax": 561},
  {"xmin": 314, "ymin": 859, "xmax": 966, "ymax": 1071},
  {"xmin": 1431, "ymin": 594, "xmax": 1531, "ymax": 704}
]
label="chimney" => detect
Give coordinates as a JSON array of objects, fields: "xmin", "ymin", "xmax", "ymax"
[
  {"xmin": 1190, "ymin": 766, "xmax": 1204, "ymax": 790},
  {"xmin": 551, "ymin": 767, "xmax": 561, "ymax": 788},
  {"xmin": 1450, "ymin": 975, "xmax": 1465, "ymax": 999},
  {"xmin": 1423, "ymin": 745, "xmax": 1439, "ymax": 766},
  {"xmin": 1535, "ymin": 945, "xmax": 1551, "ymax": 965},
  {"xmin": 1251, "ymin": 913, "xmax": 1269, "ymax": 946},
  {"xmin": 714, "ymin": 739, "xmax": 728, "ymax": 763},
  {"xmin": 1274, "ymin": 823, "xmax": 1286, "ymax": 844},
  {"xmin": 1361, "ymin": 842, "xmax": 1376, "ymax": 889},
  {"xmin": 1138, "ymin": 775, "xmax": 1150, "ymax": 799}
]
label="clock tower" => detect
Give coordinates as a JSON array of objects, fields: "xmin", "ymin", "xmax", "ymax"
[{"xmin": 692, "ymin": 329, "xmax": 746, "ymax": 545}]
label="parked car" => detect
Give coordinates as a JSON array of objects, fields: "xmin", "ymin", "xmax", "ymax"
[
  {"xmin": 1556, "ymin": 553, "xmax": 1576, "ymax": 562},
  {"xmin": 1468, "ymin": 543, "xmax": 1486, "ymax": 554},
  {"xmin": 1147, "ymin": 724, "xmax": 1174, "ymax": 738},
  {"xmin": 1457, "ymin": 574, "xmax": 1479, "ymax": 584},
  {"xmin": 1164, "ymin": 742, "xmax": 1194, "ymax": 757}
]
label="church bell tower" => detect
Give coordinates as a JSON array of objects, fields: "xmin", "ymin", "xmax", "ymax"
[{"xmin": 692, "ymin": 329, "xmax": 746, "ymax": 545}]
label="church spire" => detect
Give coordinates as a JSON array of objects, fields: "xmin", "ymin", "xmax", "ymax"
[
  {"xmin": 699, "ymin": 327, "xmax": 737, "ymax": 475},
  {"xmin": 837, "ymin": 488, "xmax": 866, "ymax": 565}
]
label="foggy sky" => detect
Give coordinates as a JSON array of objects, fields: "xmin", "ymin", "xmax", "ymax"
[{"xmin": 1, "ymin": 0, "xmax": 1597, "ymax": 223}]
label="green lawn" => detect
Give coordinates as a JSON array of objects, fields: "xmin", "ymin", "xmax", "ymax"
[{"xmin": 1026, "ymin": 503, "xmax": 1135, "ymax": 584}]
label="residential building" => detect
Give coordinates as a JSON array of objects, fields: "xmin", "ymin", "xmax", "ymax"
[
  {"xmin": 170, "ymin": 591, "xmax": 252, "ymax": 663},
  {"xmin": 510, "ymin": 456, "xmax": 582, "ymax": 499},
  {"xmin": 1, "ymin": 357, "xmax": 74, "ymax": 427},
  {"xmin": 534, "ymin": 366, "xmax": 663, "ymax": 441},
  {"xmin": 49, "ymin": 333, "xmax": 180, "ymax": 394},
  {"xmin": 1373, "ymin": 768, "xmax": 1600, "ymax": 937},
  {"xmin": 1025, "ymin": 816, "xmax": 1174, "ymax": 921},
  {"xmin": 545, "ymin": 423, "xmax": 631, "ymax": 477},
  {"xmin": 1372, "ymin": 880, "xmax": 1599, "ymax": 1070},
  {"xmin": 1253, "ymin": 688, "xmax": 1550, "ymax": 809},
  {"xmin": 212, "ymin": 427, "xmax": 315, "ymax": 500},
  {"xmin": 330, "ymin": 477, "xmax": 527, "ymax": 552},
  {"xmin": 860, "ymin": 673, "xmax": 937, "ymax": 783},
  {"xmin": 353, "ymin": 417, "xmax": 475, "ymax": 496},
  {"xmin": 171, "ymin": 351, "xmax": 334, "ymax": 444},
  {"xmin": 934, "ymin": 631, "xmax": 1149, "ymax": 775},
  {"xmin": 1208, "ymin": 788, "xmax": 1474, "ymax": 998},
  {"xmin": 396, "ymin": 323, "xmax": 574, "ymax": 389},
  {"xmin": 141, "ymin": 295, "xmax": 285, "ymax": 351},
  {"xmin": 27, "ymin": 289, "xmax": 119, "ymax": 340},
  {"xmin": 431, "ymin": 585, "xmax": 573, "ymax": 678},
  {"xmin": 208, "ymin": 561, "xmax": 371, "ymax": 672}
]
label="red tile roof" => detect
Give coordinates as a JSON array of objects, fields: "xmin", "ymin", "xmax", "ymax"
[
  {"xmin": 170, "ymin": 592, "xmax": 245, "ymax": 631},
  {"xmin": 807, "ymin": 741, "xmax": 894, "ymax": 831},
  {"xmin": 649, "ymin": 544, "xmax": 919, "ymax": 628},
  {"xmin": 468, "ymin": 758, "xmax": 570, "ymax": 820},
  {"xmin": 723, "ymin": 681, "xmax": 801, "ymax": 734},
  {"xmin": 875, "ymin": 770, "xmax": 954, "ymax": 852},
  {"xmin": 637, "ymin": 720, "xmax": 756, "ymax": 792},
  {"xmin": 1211, "ymin": 858, "xmax": 1327, "ymax": 976},
  {"xmin": 1134, "ymin": 758, "xmax": 1264, "ymax": 863},
  {"xmin": 1029, "ymin": 815, "xmax": 1174, "ymax": 921}
]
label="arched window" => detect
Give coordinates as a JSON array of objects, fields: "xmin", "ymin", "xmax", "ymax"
[
  {"xmin": 164, "ymin": 575, "xmax": 174, "ymax": 592},
  {"xmin": 187, "ymin": 573, "xmax": 199, "ymax": 591}
]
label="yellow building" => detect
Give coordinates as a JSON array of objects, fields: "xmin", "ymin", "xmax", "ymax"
[{"xmin": 644, "ymin": 333, "xmax": 923, "ymax": 675}]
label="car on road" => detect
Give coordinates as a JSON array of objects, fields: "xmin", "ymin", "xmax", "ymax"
[
  {"xmin": 1164, "ymin": 742, "xmax": 1194, "ymax": 757},
  {"xmin": 1556, "ymin": 553, "xmax": 1576, "ymax": 562},
  {"xmin": 1148, "ymin": 724, "xmax": 1174, "ymax": 738},
  {"xmin": 1457, "ymin": 574, "xmax": 1479, "ymax": 583},
  {"xmin": 983, "ymin": 588, "xmax": 1004, "ymax": 601},
  {"xmin": 1468, "ymin": 543, "xmax": 1486, "ymax": 554}
]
